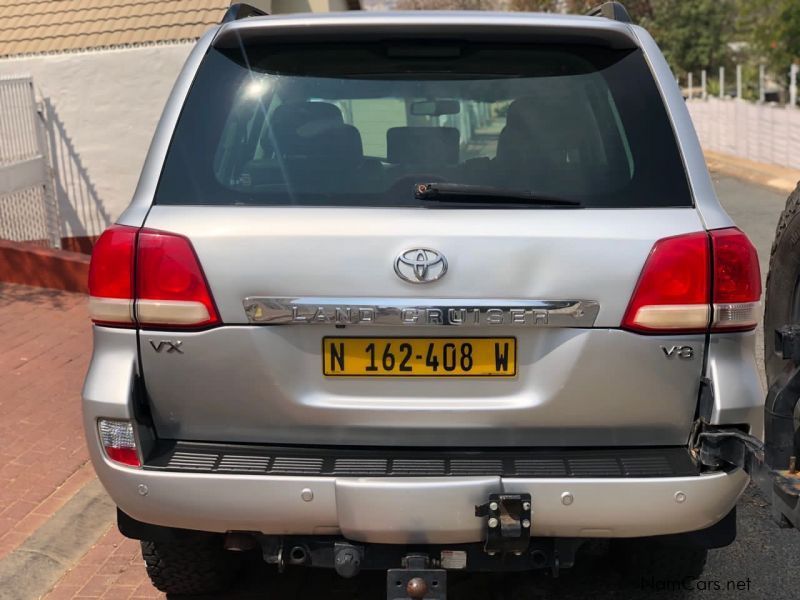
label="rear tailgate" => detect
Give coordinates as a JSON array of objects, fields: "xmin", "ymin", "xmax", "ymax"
[
  {"xmin": 134, "ymin": 19, "xmax": 706, "ymax": 447},
  {"xmin": 138, "ymin": 206, "xmax": 707, "ymax": 447}
]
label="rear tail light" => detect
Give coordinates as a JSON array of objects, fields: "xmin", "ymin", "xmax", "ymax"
[
  {"xmin": 710, "ymin": 228, "xmax": 761, "ymax": 331},
  {"xmin": 622, "ymin": 228, "xmax": 760, "ymax": 334},
  {"xmin": 98, "ymin": 419, "xmax": 141, "ymax": 467},
  {"xmin": 136, "ymin": 230, "xmax": 219, "ymax": 327},
  {"xmin": 87, "ymin": 225, "xmax": 137, "ymax": 325},
  {"xmin": 88, "ymin": 226, "xmax": 219, "ymax": 328}
]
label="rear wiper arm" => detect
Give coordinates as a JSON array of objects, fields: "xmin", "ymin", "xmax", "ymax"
[{"xmin": 414, "ymin": 182, "xmax": 581, "ymax": 206}]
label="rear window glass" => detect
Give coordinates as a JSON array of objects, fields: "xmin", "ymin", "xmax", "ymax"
[{"xmin": 155, "ymin": 42, "xmax": 692, "ymax": 209}]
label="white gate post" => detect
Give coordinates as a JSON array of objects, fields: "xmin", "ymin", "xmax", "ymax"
[
  {"xmin": 688, "ymin": 72, "xmax": 693, "ymax": 99},
  {"xmin": 759, "ymin": 64, "xmax": 766, "ymax": 102},
  {"xmin": 701, "ymin": 69, "xmax": 707, "ymax": 100},
  {"xmin": 736, "ymin": 64, "xmax": 742, "ymax": 99},
  {"xmin": 790, "ymin": 63, "xmax": 798, "ymax": 107},
  {"xmin": 719, "ymin": 66, "xmax": 725, "ymax": 99}
]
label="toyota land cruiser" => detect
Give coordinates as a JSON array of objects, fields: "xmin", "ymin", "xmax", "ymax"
[{"xmin": 82, "ymin": 3, "xmax": 766, "ymax": 596}]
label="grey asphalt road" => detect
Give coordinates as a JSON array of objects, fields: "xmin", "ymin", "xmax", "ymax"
[{"xmin": 195, "ymin": 174, "xmax": 799, "ymax": 600}]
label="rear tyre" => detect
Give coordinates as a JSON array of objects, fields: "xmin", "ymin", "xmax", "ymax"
[
  {"xmin": 764, "ymin": 183, "xmax": 800, "ymax": 388},
  {"xmin": 613, "ymin": 539, "xmax": 708, "ymax": 583},
  {"xmin": 141, "ymin": 535, "xmax": 242, "ymax": 595}
]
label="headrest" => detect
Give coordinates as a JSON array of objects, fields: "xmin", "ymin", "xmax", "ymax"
[
  {"xmin": 386, "ymin": 127, "xmax": 460, "ymax": 165},
  {"xmin": 271, "ymin": 102, "xmax": 343, "ymax": 134},
  {"xmin": 267, "ymin": 102, "xmax": 362, "ymax": 159},
  {"xmin": 497, "ymin": 94, "xmax": 584, "ymax": 163},
  {"xmin": 505, "ymin": 95, "xmax": 569, "ymax": 130}
]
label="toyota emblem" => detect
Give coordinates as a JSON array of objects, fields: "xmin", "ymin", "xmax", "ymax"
[{"xmin": 394, "ymin": 248, "xmax": 448, "ymax": 284}]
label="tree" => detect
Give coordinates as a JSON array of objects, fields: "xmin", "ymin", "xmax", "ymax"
[
  {"xmin": 509, "ymin": 0, "xmax": 654, "ymax": 16},
  {"xmin": 510, "ymin": 0, "xmax": 733, "ymax": 77},
  {"xmin": 747, "ymin": 0, "xmax": 800, "ymax": 72},
  {"xmin": 396, "ymin": 0, "xmax": 739, "ymax": 78},
  {"xmin": 645, "ymin": 0, "xmax": 735, "ymax": 76}
]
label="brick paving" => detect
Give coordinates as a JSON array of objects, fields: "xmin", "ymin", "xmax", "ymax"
[
  {"xmin": 0, "ymin": 283, "xmax": 93, "ymax": 561},
  {"xmin": 43, "ymin": 527, "xmax": 162, "ymax": 600}
]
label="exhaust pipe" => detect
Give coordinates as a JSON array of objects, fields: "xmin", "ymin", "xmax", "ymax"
[{"xmin": 288, "ymin": 545, "xmax": 308, "ymax": 565}]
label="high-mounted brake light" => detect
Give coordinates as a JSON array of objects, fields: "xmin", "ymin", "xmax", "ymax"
[
  {"xmin": 622, "ymin": 228, "xmax": 760, "ymax": 334},
  {"xmin": 98, "ymin": 419, "xmax": 141, "ymax": 467},
  {"xmin": 88, "ymin": 226, "xmax": 219, "ymax": 328}
]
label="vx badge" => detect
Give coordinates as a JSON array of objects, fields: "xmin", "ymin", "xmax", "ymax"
[{"xmin": 150, "ymin": 340, "xmax": 184, "ymax": 354}]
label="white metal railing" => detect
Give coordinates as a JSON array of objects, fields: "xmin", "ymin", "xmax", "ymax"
[{"xmin": 0, "ymin": 76, "xmax": 60, "ymax": 248}]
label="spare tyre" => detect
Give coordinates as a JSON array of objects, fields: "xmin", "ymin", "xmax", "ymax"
[{"xmin": 764, "ymin": 184, "xmax": 800, "ymax": 388}]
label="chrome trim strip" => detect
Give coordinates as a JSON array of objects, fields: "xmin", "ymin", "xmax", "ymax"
[{"xmin": 243, "ymin": 297, "xmax": 600, "ymax": 327}]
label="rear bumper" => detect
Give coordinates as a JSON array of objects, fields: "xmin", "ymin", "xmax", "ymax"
[
  {"xmin": 90, "ymin": 443, "xmax": 748, "ymax": 543},
  {"xmin": 81, "ymin": 327, "xmax": 752, "ymax": 543}
]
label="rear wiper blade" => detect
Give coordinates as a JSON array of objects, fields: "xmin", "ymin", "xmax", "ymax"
[{"xmin": 414, "ymin": 183, "xmax": 581, "ymax": 206}]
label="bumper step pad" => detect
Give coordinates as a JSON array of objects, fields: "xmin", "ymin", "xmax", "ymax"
[{"xmin": 145, "ymin": 443, "xmax": 700, "ymax": 478}]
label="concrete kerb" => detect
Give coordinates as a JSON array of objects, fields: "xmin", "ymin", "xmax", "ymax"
[
  {"xmin": 0, "ymin": 479, "xmax": 115, "ymax": 600},
  {"xmin": 705, "ymin": 151, "xmax": 800, "ymax": 195}
]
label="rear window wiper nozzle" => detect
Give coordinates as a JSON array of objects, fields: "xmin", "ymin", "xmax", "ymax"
[{"xmin": 414, "ymin": 182, "xmax": 581, "ymax": 206}]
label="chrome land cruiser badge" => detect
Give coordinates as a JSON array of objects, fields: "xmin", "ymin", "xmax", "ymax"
[{"xmin": 242, "ymin": 298, "xmax": 600, "ymax": 327}]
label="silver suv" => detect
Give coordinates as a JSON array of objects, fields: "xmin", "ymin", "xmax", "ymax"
[{"xmin": 83, "ymin": 3, "xmax": 765, "ymax": 596}]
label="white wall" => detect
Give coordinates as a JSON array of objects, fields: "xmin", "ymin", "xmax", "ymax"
[
  {"xmin": 687, "ymin": 97, "xmax": 800, "ymax": 171},
  {"xmin": 0, "ymin": 43, "xmax": 194, "ymax": 238}
]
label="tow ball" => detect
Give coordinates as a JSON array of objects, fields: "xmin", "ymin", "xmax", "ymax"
[{"xmin": 387, "ymin": 554, "xmax": 446, "ymax": 600}]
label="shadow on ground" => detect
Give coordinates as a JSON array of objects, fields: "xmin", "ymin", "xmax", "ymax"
[
  {"xmin": 0, "ymin": 282, "xmax": 75, "ymax": 308},
  {"xmin": 175, "ymin": 553, "xmax": 697, "ymax": 600}
]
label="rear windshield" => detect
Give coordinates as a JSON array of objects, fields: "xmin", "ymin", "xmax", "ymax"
[{"xmin": 155, "ymin": 42, "xmax": 692, "ymax": 209}]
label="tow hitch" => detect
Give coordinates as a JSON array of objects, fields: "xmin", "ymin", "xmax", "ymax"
[
  {"xmin": 475, "ymin": 493, "xmax": 532, "ymax": 555},
  {"xmin": 387, "ymin": 555, "xmax": 446, "ymax": 600},
  {"xmin": 694, "ymin": 325, "xmax": 800, "ymax": 530}
]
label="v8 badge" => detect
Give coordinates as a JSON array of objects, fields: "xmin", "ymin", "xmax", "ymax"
[{"xmin": 661, "ymin": 345, "xmax": 694, "ymax": 359}]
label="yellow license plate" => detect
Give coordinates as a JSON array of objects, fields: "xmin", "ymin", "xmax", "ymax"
[{"xmin": 323, "ymin": 337, "xmax": 516, "ymax": 377}]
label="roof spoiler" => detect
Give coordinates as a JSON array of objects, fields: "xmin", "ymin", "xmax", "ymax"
[
  {"xmin": 221, "ymin": 3, "xmax": 268, "ymax": 24},
  {"xmin": 586, "ymin": 2, "xmax": 632, "ymax": 24},
  {"xmin": 214, "ymin": 13, "xmax": 640, "ymax": 51}
]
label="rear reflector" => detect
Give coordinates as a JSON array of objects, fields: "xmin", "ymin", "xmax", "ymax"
[
  {"xmin": 98, "ymin": 419, "xmax": 140, "ymax": 467},
  {"xmin": 88, "ymin": 225, "xmax": 219, "ymax": 328},
  {"xmin": 622, "ymin": 228, "xmax": 760, "ymax": 334}
]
